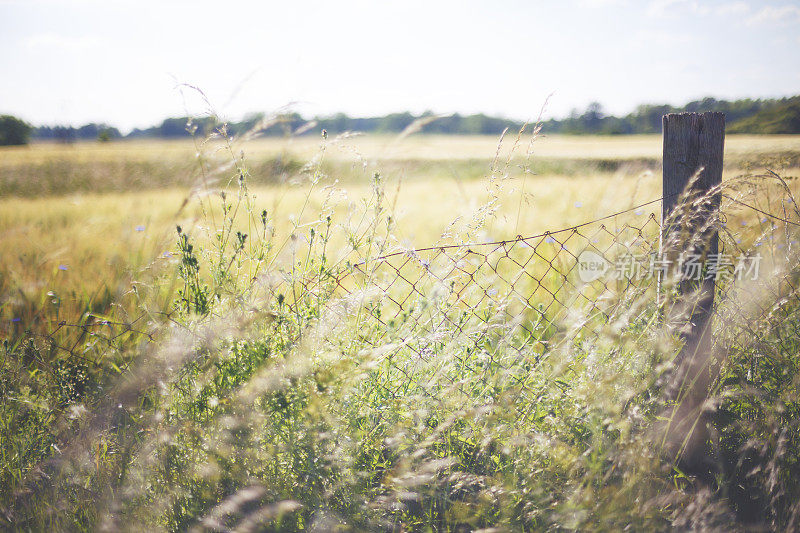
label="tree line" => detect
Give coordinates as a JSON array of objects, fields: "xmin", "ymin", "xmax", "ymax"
[
  {"xmin": 34, "ymin": 123, "xmax": 122, "ymax": 143},
  {"xmin": 124, "ymin": 96, "xmax": 800, "ymax": 139},
  {"xmin": 544, "ymin": 96, "xmax": 800, "ymax": 135},
  {"xmin": 0, "ymin": 96, "xmax": 798, "ymax": 146}
]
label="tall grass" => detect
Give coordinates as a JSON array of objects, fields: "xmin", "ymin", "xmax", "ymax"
[{"xmin": 2, "ymin": 115, "xmax": 800, "ymax": 531}]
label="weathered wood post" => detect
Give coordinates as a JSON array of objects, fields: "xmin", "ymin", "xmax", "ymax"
[
  {"xmin": 660, "ymin": 111, "xmax": 725, "ymax": 474},
  {"xmin": 661, "ymin": 112, "xmax": 724, "ymax": 359}
]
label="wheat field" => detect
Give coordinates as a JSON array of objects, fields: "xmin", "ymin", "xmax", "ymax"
[{"xmin": 2, "ymin": 133, "xmax": 797, "ymax": 327}]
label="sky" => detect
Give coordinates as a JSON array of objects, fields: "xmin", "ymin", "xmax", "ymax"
[{"xmin": 0, "ymin": 0, "xmax": 799, "ymax": 133}]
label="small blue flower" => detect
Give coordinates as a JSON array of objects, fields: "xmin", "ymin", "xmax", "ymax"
[
  {"xmin": 574, "ymin": 201, "xmax": 583, "ymax": 208},
  {"xmin": 741, "ymin": 221, "xmax": 748, "ymax": 226},
  {"xmin": 545, "ymin": 237, "xmax": 556, "ymax": 244},
  {"xmin": 635, "ymin": 210, "xmax": 643, "ymax": 216},
  {"xmin": 12, "ymin": 318, "xmax": 21, "ymax": 323},
  {"xmin": 58, "ymin": 264, "xmax": 69, "ymax": 271},
  {"xmin": 163, "ymin": 251, "xmax": 172, "ymax": 258},
  {"xmin": 135, "ymin": 225, "xmax": 146, "ymax": 232}
]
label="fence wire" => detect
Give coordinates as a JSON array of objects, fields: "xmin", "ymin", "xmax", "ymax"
[
  {"xmin": 7, "ymin": 176, "xmax": 800, "ymax": 415},
  {"xmin": 323, "ymin": 179, "xmax": 800, "ymax": 413}
]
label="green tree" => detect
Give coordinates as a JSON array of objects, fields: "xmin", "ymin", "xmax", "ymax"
[{"xmin": 0, "ymin": 115, "xmax": 33, "ymax": 146}]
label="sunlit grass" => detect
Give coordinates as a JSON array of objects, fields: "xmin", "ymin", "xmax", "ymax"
[
  {"xmin": 2, "ymin": 132, "xmax": 800, "ymax": 530},
  {"xmin": 0, "ymin": 171, "xmax": 664, "ymax": 326},
  {"xmin": 3, "ymin": 143, "xmax": 797, "ymax": 337}
]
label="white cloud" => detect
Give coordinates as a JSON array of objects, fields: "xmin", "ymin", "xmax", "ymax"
[
  {"xmin": 23, "ymin": 33, "xmax": 100, "ymax": 51},
  {"xmin": 633, "ymin": 28, "xmax": 694, "ymax": 46},
  {"xmin": 647, "ymin": 0, "xmax": 794, "ymax": 22},
  {"xmin": 647, "ymin": 0, "xmax": 710, "ymax": 18},
  {"xmin": 647, "ymin": 0, "xmax": 685, "ymax": 17},
  {"xmin": 748, "ymin": 5, "xmax": 800, "ymax": 26},
  {"xmin": 579, "ymin": 0, "xmax": 630, "ymax": 7},
  {"xmin": 715, "ymin": 1, "xmax": 750, "ymax": 16}
]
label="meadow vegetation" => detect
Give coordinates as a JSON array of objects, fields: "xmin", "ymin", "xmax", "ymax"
[{"xmin": 1, "ymin": 125, "xmax": 800, "ymax": 531}]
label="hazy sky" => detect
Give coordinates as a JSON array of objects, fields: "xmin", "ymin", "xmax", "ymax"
[{"xmin": 1, "ymin": 0, "xmax": 798, "ymax": 132}]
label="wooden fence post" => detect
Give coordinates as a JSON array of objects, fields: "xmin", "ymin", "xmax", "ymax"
[
  {"xmin": 661, "ymin": 111, "xmax": 725, "ymax": 358},
  {"xmin": 660, "ymin": 111, "xmax": 725, "ymax": 474}
]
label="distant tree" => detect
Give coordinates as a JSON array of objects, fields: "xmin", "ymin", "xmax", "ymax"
[
  {"xmin": 77, "ymin": 123, "xmax": 101, "ymax": 139},
  {"xmin": 728, "ymin": 96, "xmax": 800, "ymax": 134},
  {"xmin": 157, "ymin": 116, "xmax": 216, "ymax": 137},
  {"xmin": 231, "ymin": 112, "xmax": 267, "ymax": 136},
  {"xmin": 0, "ymin": 115, "xmax": 33, "ymax": 146},
  {"xmin": 581, "ymin": 102, "xmax": 605, "ymax": 132},
  {"xmin": 97, "ymin": 126, "xmax": 121, "ymax": 142},
  {"xmin": 105, "ymin": 95, "xmax": 800, "ymax": 140},
  {"xmin": 378, "ymin": 112, "xmax": 415, "ymax": 133},
  {"xmin": 159, "ymin": 117, "xmax": 193, "ymax": 137},
  {"xmin": 53, "ymin": 126, "xmax": 76, "ymax": 144},
  {"xmin": 323, "ymin": 113, "xmax": 351, "ymax": 134}
]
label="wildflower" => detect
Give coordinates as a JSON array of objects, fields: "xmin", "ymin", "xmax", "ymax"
[
  {"xmin": 58, "ymin": 264, "xmax": 68, "ymax": 271},
  {"xmin": 574, "ymin": 201, "xmax": 583, "ymax": 208},
  {"xmin": 68, "ymin": 404, "xmax": 88, "ymax": 420},
  {"xmin": 135, "ymin": 225, "xmax": 146, "ymax": 232}
]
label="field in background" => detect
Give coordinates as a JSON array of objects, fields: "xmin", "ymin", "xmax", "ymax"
[
  {"xmin": 1, "ymin": 133, "xmax": 798, "ymax": 330},
  {"xmin": 4, "ymin": 133, "xmax": 800, "ymax": 163},
  {"xmin": 1, "ymin": 134, "xmax": 799, "ymax": 196}
]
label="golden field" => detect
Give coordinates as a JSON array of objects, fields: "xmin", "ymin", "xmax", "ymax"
[
  {"xmin": 2, "ymin": 133, "xmax": 800, "ymax": 163},
  {"xmin": 1, "ymin": 133, "xmax": 798, "ymax": 332}
]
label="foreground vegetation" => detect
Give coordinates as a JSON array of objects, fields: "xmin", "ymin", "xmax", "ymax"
[{"xmin": 1, "ymin": 128, "xmax": 800, "ymax": 531}]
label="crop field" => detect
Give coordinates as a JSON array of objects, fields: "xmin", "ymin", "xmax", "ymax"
[
  {"xmin": 2, "ymin": 133, "xmax": 798, "ymax": 307},
  {"xmin": 2, "ymin": 133, "xmax": 798, "ymax": 326},
  {"xmin": 2, "ymin": 132, "xmax": 800, "ymax": 530}
]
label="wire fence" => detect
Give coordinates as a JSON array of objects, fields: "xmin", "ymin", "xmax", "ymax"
[
  {"xmin": 6, "ymin": 177, "xmax": 800, "ymax": 403},
  {"xmin": 340, "ymin": 209, "xmax": 659, "ymax": 345},
  {"xmin": 324, "ymin": 205, "xmax": 660, "ymax": 405},
  {"xmin": 320, "ymin": 179, "xmax": 800, "ymax": 410}
]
